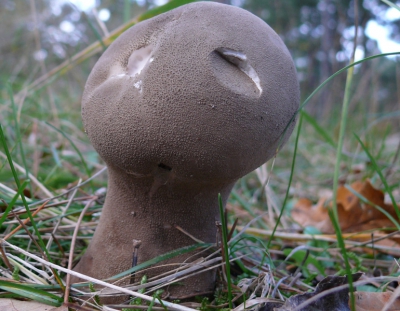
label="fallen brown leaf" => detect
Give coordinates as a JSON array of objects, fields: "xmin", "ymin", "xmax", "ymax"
[
  {"xmin": 292, "ymin": 180, "xmax": 398, "ymax": 234},
  {"xmin": 354, "ymin": 291, "xmax": 400, "ymax": 311}
]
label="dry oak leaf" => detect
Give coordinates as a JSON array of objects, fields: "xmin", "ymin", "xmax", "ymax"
[
  {"xmin": 292, "ymin": 180, "xmax": 398, "ymax": 234},
  {"xmin": 354, "ymin": 291, "xmax": 400, "ymax": 311}
]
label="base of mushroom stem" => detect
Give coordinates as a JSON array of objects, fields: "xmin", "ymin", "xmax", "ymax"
[{"xmin": 77, "ymin": 266, "xmax": 218, "ymax": 305}]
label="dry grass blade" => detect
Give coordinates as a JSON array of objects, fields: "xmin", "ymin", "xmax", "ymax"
[
  {"xmin": 64, "ymin": 197, "xmax": 96, "ymax": 303},
  {"xmin": 3, "ymin": 200, "xmax": 48, "ymax": 240},
  {"xmin": 46, "ymin": 179, "xmax": 81, "ymax": 251},
  {"xmin": 1, "ymin": 240, "xmax": 198, "ymax": 311},
  {"xmin": 382, "ymin": 284, "xmax": 400, "ymax": 311},
  {"xmin": 0, "ymin": 151, "xmax": 54, "ymax": 199},
  {"xmin": 28, "ymin": 167, "xmax": 107, "ymax": 208},
  {"xmin": 14, "ymin": 17, "xmax": 141, "ymax": 101},
  {"xmin": 92, "ymin": 256, "xmax": 222, "ymax": 296}
]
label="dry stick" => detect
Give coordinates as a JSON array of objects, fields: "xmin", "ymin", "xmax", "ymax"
[
  {"xmin": 46, "ymin": 179, "xmax": 81, "ymax": 251},
  {"xmin": 51, "ymin": 233, "xmax": 65, "ymax": 257},
  {"xmin": 346, "ymin": 230, "xmax": 400, "ymax": 249},
  {"xmin": 174, "ymin": 225, "xmax": 204, "ymax": 243},
  {"xmin": 233, "ymin": 226, "xmax": 400, "ymax": 249},
  {"xmin": 3, "ymin": 200, "xmax": 49, "ymax": 240},
  {"xmin": 10, "ymin": 211, "xmax": 47, "ymax": 259},
  {"xmin": 11, "ymin": 235, "xmax": 92, "ymax": 240},
  {"xmin": 1, "ymin": 240, "xmax": 197, "ymax": 311},
  {"xmin": 37, "ymin": 222, "xmax": 98, "ymax": 233},
  {"xmin": 106, "ymin": 305, "xmax": 165, "ymax": 310},
  {"xmin": 98, "ymin": 257, "xmax": 223, "ymax": 296},
  {"xmin": 7, "ymin": 211, "xmax": 62, "ymax": 283},
  {"xmin": 0, "ymin": 200, "xmax": 16, "ymax": 270},
  {"xmin": 255, "ymin": 164, "xmax": 275, "ymax": 229},
  {"xmin": 64, "ymin": 198, "xmax": 96, "ymax": 304},
  {"xmin": 29, "ymin": 167, "xmax": 107, "ymax": 208},
  {"xmin": 130, "ymin": 239, "xmax": 142, "ymax": 285},
  {"xmin": 146, "ymin": 256, "xmax": 246, "ymax": 298},
  {"xmin": 0, "ymin": 244, "xmax": 13, "ymax": 271},
  {"xmin": 3, "ymin": 196, "xmax": 95, "ymax": 218}
]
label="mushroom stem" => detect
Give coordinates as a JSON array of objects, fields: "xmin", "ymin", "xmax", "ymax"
[{"xmin": 72, "ymin": 165, "xmax": 234, "ymax": 296}]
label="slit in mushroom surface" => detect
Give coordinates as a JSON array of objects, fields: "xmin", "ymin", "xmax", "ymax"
[
  {"xmin": 148, "ymin": 164, "xmax": 173, "ymax": 198},
  {"xmin": 127, "ymin": 45, "xmax": 154, "ymax": 77},
  {"xmin": 215, "ymin": 47, "xmax": 262, "ymax": 94}
]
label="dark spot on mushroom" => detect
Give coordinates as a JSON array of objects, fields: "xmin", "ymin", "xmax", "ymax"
[{"xmin": 158, "ymin": 163, "xmax": 172, "ymax": 171}]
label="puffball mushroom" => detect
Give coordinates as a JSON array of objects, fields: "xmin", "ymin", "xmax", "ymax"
[{"xmin": 74, "ymin": 1, "xmax": 299, "ymax": 298}]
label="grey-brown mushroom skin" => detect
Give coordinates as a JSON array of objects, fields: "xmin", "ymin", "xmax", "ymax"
[{"xmin": 74, "ymin": 1, "xmax": 299, "ymax": 299}]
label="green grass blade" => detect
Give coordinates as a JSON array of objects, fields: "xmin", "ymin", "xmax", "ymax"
[
  {"xmin": 267, "ymin": 112, "xmax": 303, "ymax": 249},
  {"xmin": 0, "ymin": 125, "xmax": 64, "ymax": 289},
  {"xmin": 124, "ymin": 0, "xmax": 131, "ymax": 23},
  {"xmin": 7, "ymin": 84, "xmax": 31, "ymax": 194},
  {"xmin": 84, "ymin": 13, "xmax": 107, "ymax": 50},
  {"xmin": 218, "ymin": 193, "xmax": 232, "ymax": 309},
  {"xmin": 230, "ymin": 189, "xmax": 268, "ymax": 230},
  {"xmin": 330, "ymin": 56, "xmax": 356, "ymax": 311},
  {"xmin": 0, "ymin": 180, "xmax": 29, "ymax": 226},
  {"xmin": 105, "ymin": 243, "xmax": 211, "ymax": 281},
  {"xmin": 137, "ymin": 0, "xmax": 197, "ymax": 22},
  {"xmin": 0, "ymin": 280, "xmax": 63, "ymax": 307},
  {"xmin": 301, "ymin": 110, "xmax": 335, "ymax": 147},
  {"xmin": 277, "ymin": 52, "xmax": 400, "ymax": 151},
  {"xmin": 299, "ymin": 52, "xmax": 400, "ymax": 112},
  {"xmin": 283, "ymin": 248, "xmax": 325, "ymax": 276},
  {"xmin": 354, "ymin": 134, "xmax": 400, "ymax": 219},
  {"xmin": 45, "ymin": 122, "xmax": 92, "ymax": 183},
  {"xmin": 381, "ymin": 0, "xmax": 400, "ymax": 11}
]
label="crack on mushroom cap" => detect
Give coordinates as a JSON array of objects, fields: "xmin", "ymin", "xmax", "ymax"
[
  {"xmin": 215, "ymin": 47, "xmax": 262, "ymax": 94},
  {"xmin": 107, "ymin": 45, "xmax": 154, "ymax": 85},
  {"xmin": 127, "ymin": 45, "xmax": 154, "ymax": 77}
]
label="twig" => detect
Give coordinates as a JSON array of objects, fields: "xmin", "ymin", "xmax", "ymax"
[
  {"xmin": 1, "ymin": 196, "xmax": 96, "ymax": 218},
  {"xmin": 3, "ymin": 200, "xmax": 49, "ymax": 240},
  {"xmin": 98, "ymin": 257, "xmax": 223, "ymax": 296},
  {"xmin": 174, "ymin": 225, "xmax": 204, "ymax": 243},
  {"xmin": 0, "ymin": 244, "xmax": 13, "ymax": 270},
  {"xmin": 130, "ymin": 239, "xmax": 142, "ymax": 284},
  {"xmin": 11, "ymin": 211, "xmax": 45, "ymax": 255},
  {"xmin": 28, "ymin": 167, "xmax": 107, "ymax": 207},
  {"xmin": 64, "ymin": 198, "xmax": 96, "ymax": 304},
  {"xmin": 46, "ymin": 179, "xmax": 81, "ymax": 251}
]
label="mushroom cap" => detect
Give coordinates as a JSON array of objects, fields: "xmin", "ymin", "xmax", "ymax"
[{"xmin": 82, "ymin": 2, "xmax": 299, "ymax": 183}]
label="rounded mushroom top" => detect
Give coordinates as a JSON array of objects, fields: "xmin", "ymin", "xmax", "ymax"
[{"xmin": 82, "ymin": 1, "xmax": 300, "ymax": 184}]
